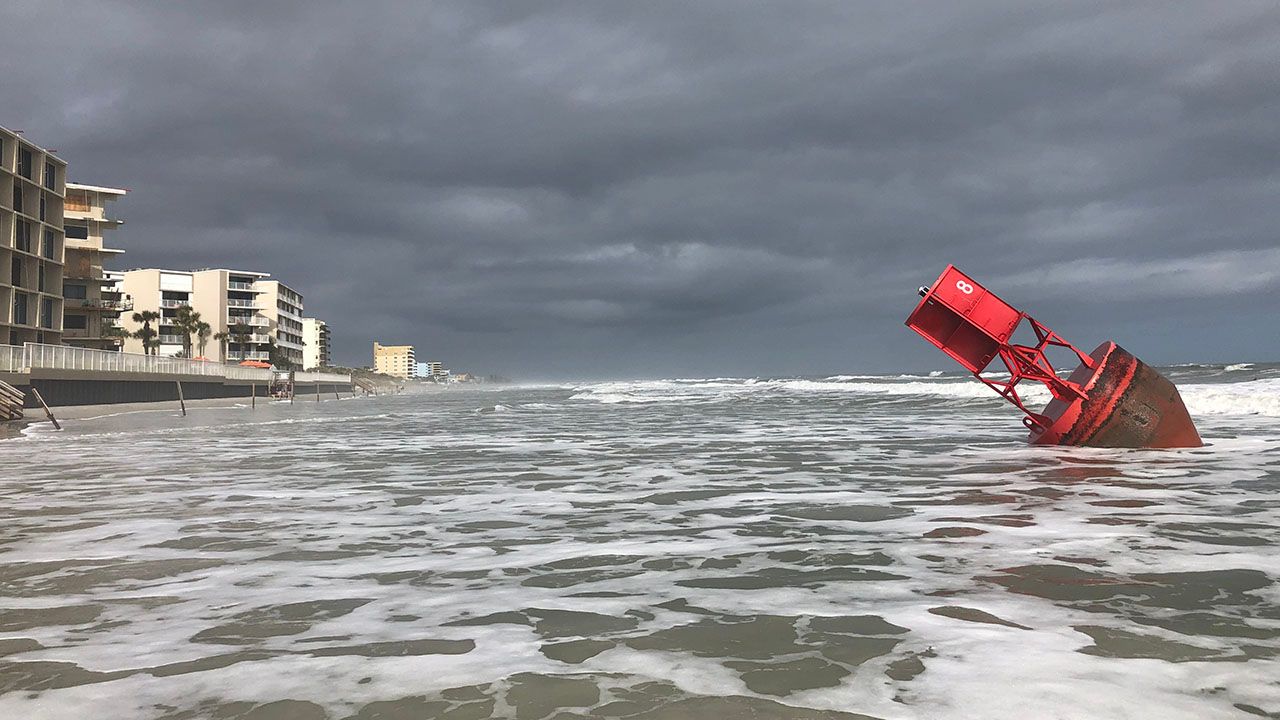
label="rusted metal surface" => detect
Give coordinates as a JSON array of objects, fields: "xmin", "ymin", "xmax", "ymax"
[{"xmin": 1031, "ymin": 343, "xmax": 1202, "ymax": 448}]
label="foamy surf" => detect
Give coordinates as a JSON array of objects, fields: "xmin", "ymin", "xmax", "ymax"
[{"xmin": 1, "ymin": 362, "xmax": 1276, "ymax": 720}]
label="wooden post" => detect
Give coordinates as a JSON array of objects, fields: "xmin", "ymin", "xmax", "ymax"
[
  {"xmin": 30, "ymin": 388, "xmax": 61, "ymax": 430},
  {"xmin": 176, "ymin": 381, "xmax": 187, "ymax": 416},
  {"xmin": 251, "ymin": 383, "xmax": 256, "ymax": 408},
  {"xmin": 316, "ymin": 382, "xmax": 320, "ymax": 402}
]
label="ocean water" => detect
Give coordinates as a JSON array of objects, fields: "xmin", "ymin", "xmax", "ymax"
[{"xmin": 2, "ymin": 364, "xmax": 1278, "ymax": 720}]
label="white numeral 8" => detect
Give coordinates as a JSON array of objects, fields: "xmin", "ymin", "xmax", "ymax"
[{"xmin": 956, "ymin": 280, "xmax": 974, "ymax": 294}]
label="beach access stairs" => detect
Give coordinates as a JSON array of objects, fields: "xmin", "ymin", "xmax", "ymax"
[{"xmin": 0, "ymin": 380, "xmax": 22, "ymax": 422}]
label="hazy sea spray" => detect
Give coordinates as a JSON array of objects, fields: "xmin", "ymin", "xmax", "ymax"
[{"xmin": 1, "ymin": 363, "xmax": 1277, "ymax": 719}]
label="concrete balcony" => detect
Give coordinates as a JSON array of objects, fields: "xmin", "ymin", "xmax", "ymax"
[
  {"xmin": 227, "ymin": 281, "xmax": 258, "ymax": 291},
  {"xmin": 226, "ymin": 298, "xmax": 259, "ymax": 308},
  {"xmin": 75, "ymin": 297, "xmax": 134, "ymax": 312},
  {"xmin": 160, "ymin": 298, "xmax": 190, "ymax": 308},
  {"xmin": 227, "ymin": 315, "xmax": 269, "ymax": 327}
]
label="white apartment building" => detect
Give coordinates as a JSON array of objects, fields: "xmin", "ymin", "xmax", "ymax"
[
  {"xmin": 62, "ymin": 183, "xmax": 129, "ymax": 350},
  {"xmin": 1, "ymin": 126, "xmax": 67, "ymax": 346},
  {"xmin": 258, "ymin": 280, "xmax": 304, "ymax": 367},
  {"xmin": 302, "ymin": 318, "xmax": 330, "ymax": 370}
]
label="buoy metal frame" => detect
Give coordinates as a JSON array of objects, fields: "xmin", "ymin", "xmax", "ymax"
[{"xmin": 905, "ymin": 264, "xmax": 1202, "ymax": 448}]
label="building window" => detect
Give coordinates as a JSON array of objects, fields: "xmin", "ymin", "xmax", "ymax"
[
  {"xmin": 44, "ymin": 162, "xmax": 56, "ymax": 190},
  {"xmin": 18, "ymin": 148, "xmax": 33, "ymax": 180},
  {"xmin": 64, "ymin": 284, "xmax": 87, "ymax": 299},
  {"xmin": 39, "ymin": 196, "xmax": 47, "ymax": 221},
  {"xmin": 41, "ymin": 298, "xmax": 55, "ymax": 328},
  {"xmin": 12, "ymin": 185, "xmax": 22, "ymax": 214},
  {"xmin": 16, "ymin": 221, "xmax": 31, "ymax": 252},
  {"xmin": 42, "ymin": 230, "xmax": 56, "ymax": 259},
  {"xmin": 38, "ymin": 264, "xmax": 46, "ymax": 292},
  {"xmin": 64, "ymin": 314, "xmax": 88, "ymax": 330},
  {"xmin": 65, "ymin": 224, "xmax": 89, "ymax": 240},
  {"xmin": 13, "ymin": 293, "xmax": 28, "ymax": 325},
  {"xmin": 10, "ymin": 257, "xmax": 21, "ymax": 287}
]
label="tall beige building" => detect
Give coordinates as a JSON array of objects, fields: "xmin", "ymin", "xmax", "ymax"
[
  {"xmin": 120, "ymin": 269, "xmax": 195, "ymax": 357},
  {"xmin": 62, "ymin": 183, "xmax": 129, "ymax": 349},
  {"xmin": 373, "ymin": 342, "xmax": 415, "ymax": 378},
  {"xmin": 189, "ymin": 268, "xmax": 273, "ymax": 361},
  {"xmin": 121, "ymin": 268, "xmax": 305, "ymax": 364},
  {"xmin": 302, "ymin": 318, "xmax": 330, "ymax": 370},
  {"xmin": 1, "ymin": 126, "xmax": 67, "ymax": 346}
]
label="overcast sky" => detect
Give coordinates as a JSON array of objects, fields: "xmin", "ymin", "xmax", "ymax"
[{"xmin": 5, "ymin": 1, "xmax": 1278, "ymax": 377}]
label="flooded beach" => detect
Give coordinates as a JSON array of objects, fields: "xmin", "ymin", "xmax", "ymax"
[{"xmin": 2, "ymin": 365, "xmax": 1277, "ymax": 719}]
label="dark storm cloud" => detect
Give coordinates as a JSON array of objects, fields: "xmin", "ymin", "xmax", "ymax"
[{"xmin": 4, "ymin": 0, "xmax": 1278, "ymax": 376}]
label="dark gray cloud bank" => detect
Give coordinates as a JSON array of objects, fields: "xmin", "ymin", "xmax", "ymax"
[{"xmin": 5, "ymin": 1, "xmax": 1278, "ymax": 377}]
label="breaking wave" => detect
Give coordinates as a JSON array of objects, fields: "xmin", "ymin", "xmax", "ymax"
[{"xmin": 570, "ymin": 370, "xmax": 1280, "ymax": 417}]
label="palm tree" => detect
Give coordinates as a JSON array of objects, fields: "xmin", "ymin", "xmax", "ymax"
[
  {"xmin": 195, "ymin": 321, "xmax": 212, "ymax": 358},
  {"xmin": 266, "ymin": 337, "xmax": 294, "ymax": 370},
  {"xmin": 213, "ymin": 330, "xmax": 230, "ymax": 361},
  {"xmin": 228, "ymin": 323, "xmax": 253, "ymax": 361},
  {"xmin": 172, "ymin": 306, "xmax": 203, "ymax": 358},
  {"xmin": 131, "ymin": 310, "xmax": 160, "ymax": 355},
  {"xmin": 102, "ymin": 322, "xmax": 130, "ymax": 351}
]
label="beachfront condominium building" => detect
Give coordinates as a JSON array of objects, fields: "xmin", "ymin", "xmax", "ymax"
[
  {"xmin": 1, "ymin": 126, "xmax": 67, "ymax": 346},
  {"xmin": 62, "ymin": 183, "xmax": 130, "ymax": 350},
  {"xmin": 122, "ymin": 268, "xmax": 306, "ymax": 365},
  {"xmin": 189, "ymin": 268, "xmax": 273, "ymax": 362},
  {"xmin": 302, "ymin": 318, "xmax": 330, "ymax": 370},
  {"xmin": 119, "ymin": 269, "xmax": 194, "ymax": 357},
  {"xmin": 415, "ymin": 361, "xmax": 447, "ymax": 380},
  {"xmin": 374, "ymin": 342, "xmax": 415, "ymax": 378},
  {"xmin": 258, "ymin": 280, "xmax": 304, "ymax": 367}
]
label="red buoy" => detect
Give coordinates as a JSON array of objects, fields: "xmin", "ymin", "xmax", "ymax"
[{"xmin": 904, "ymin": 265, "xmax": 1201, "ymax": 448}]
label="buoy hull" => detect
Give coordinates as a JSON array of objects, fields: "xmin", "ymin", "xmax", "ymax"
[{"xmin": 1030, "ymin": 342, "xmax": 1202, "ymax": 448}]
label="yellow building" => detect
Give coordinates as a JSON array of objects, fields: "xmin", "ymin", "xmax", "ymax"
[{"xmin": 373, "ymin": 342, "xmax": 415, "ymax": 378}]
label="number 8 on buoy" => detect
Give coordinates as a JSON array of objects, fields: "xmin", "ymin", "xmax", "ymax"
[{"xmin": 956, "ymin": 280, "xmax": 974, "ymax": 294}]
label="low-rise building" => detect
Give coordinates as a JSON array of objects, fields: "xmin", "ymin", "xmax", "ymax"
[
  {"xmin": 62, "ymin": 183, "xmax": 129, "ymax": 350},
  {"xmin": 1, "ymin": 126, "xmax": 67, "ymax": 346},
  {"xmin": 374, "ymin": 342, "xmax": 415, "ymax": 378}
]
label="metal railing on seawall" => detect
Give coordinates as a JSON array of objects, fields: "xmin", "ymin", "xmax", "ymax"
[
  {"xmin": 0, "ymin": 343, "xmax": 350, "ymax": 386},
  {"xmin": 0, "ymin": 345, "xmax": 24, "ymax": 373},
  {"xmin": 293, "ymin": 370, "xmax": 354, "ymax": 385},
  {"xmin": 224, "ymin": 365, "xmax": 274, "ymax": 382},
  {"xmin": 25, "ymin": 343, "xmax": 225, "ymax": 376}
]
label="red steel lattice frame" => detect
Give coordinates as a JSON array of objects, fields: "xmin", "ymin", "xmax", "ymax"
[{"xmin": 974, "ymin": 315, "xmax": 1094, "ymax": 432}]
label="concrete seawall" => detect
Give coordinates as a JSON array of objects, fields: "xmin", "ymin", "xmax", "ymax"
[{"xmin": 2, "ymin": 369, "xmax": 352, "ymax": 409}]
